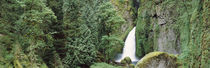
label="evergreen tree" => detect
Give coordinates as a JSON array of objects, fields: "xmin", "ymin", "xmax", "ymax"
[
  {"xmin": 62, "ymin": 0, "xmax": 98, "ymax": 67},
  {"xmin": 0, "ymin": 0, "xmax": 62, "ymax": 67}
]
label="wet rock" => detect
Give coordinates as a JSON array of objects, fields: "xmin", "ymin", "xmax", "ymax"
[
  {"xmin": 155, "ymin": 2, "xmax": 180, "ymax": 54},
  {"xmin": 121, "ymin": 57, "xmax": 135, "ymax": 68},
  {"xmin": 120, "ymin": 57, "xmax": 131, "ymax": 64},
  {"xmin": 135, "ymin": 52, "xmax": 179, "ymax": 68}
]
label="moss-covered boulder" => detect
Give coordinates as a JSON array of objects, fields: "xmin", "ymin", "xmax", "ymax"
[
  {"xmin": 129, "ymin": 64, "xmax": 135, "ymax": 68},
  {"xmin": 135, "ymin": 52, "xmax": 179, "ymax": 68},
  {"xmin": 120, "ymin": 60, "xmax": 126, "ymax": 64},
  {"xmin": 121, "ymin": 57, "xmax": 134, "ymax": 68},
  {"xmin": 120, "ymin": 57, "xmax": 132, "ymax": 64}
]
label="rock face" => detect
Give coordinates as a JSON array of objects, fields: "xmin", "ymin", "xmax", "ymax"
[
  {"xmin": 135, "ymin": 52, "xmax": 178, "ymax": 68},
  {"xmin": 110, "ymin": 0, "xmax": 136, "ymax": 39},
  {"xmin": 136, "ymin": 0, "xmax": 210, "ymax": 67},
  {"xmin": 155, "ymin": 1, "xmax": 180, "ymax": 54},
  {"xmin": 136, "ymin": 0, "xmax": 181, "ymax": 56}
]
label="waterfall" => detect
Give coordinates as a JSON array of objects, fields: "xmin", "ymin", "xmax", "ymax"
[{"xmin": 115, "ymin": 27, "xmax": 139, "ymax": 62}]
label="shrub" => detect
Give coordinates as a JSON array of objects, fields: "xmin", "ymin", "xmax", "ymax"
[{"xmin": 90, "ymin": 63, "xmax": 121, "ymax": 68}]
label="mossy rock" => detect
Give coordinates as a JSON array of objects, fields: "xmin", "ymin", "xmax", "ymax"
[
  {"xmin": 124, "ymin": 57, "xmax": 131, "ymax": 64},
  {"xmin": 120, "ymin": 57, "xmax": 131, "ymax": 64},
  {"xmin": 120, "ymin": 60, "xmax": 126, "ymax": 64},
  {"xmin": 129, "ymin": 64, "xmax": 135, "ymax": 68},
  {"xmin": 135, "ymin": 52, "xmax": 179, "ymax": 68}
]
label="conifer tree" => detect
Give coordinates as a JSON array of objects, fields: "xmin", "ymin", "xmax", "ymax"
[{"xmin": 62, "ymin": 0, "xmax": 98, "ymax": 67}]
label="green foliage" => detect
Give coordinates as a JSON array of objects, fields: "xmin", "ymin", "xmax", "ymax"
[
  {"xmin": 99, "ymin": 36, "xmax": 124, "ymax": 62},
  {"xmin": 136, "ymin": 4, "xmax": 154, "ymax": 57},
  {"xmin": 0, "ymin": 0, "xmax": 138, "ymax": 68},
  {"xmin": 110, "ymin": 0, "xmax": 134, "ymax": 17},
  {"xmin": 97, "ymin": 2, "xmax": 125, "ymax": 36},
  {"xmin": 62, "ymin": 1, "xmax": 125, "ymax": 67},
  {"xmin": 90, "ymin": 63, "xmax": 121, "ymax": 68},
  {"xmin": 135, "ymin": 0, "xmax": 210, "ymax": 68},
  {"xmin": 129, "ymin": 64, "xmax": 135, "ymax": 68},
  {"xmin": 0, "ymin": 0, "xmax": 24, "ymax": 34},
  {"xmin": 62, "ymin": 0, "xmax": 99, "ymax": 67},
  {"xmin": 62, "ymin": 24, "xmax": 97, "ymax": 67},
  {"xmin": 119, "ymin": 0, "xmax": 125, "ymax": 3},
  {"xmin": 0, "ymin": 0, "xmax": 24, "ymax": 23},
  {"xmin": 0, "ymin": 36, "xmax": 14, "ymax": 66},
  {"xmin": 14, "ymin": 0, "xmax": 59, "ymax": 67},
  {"xmin": 120, "ymin": 57, "xmax": 131, "ymax": 64},
  {"xmin": 0, "ymin": 0, "xmax": 61, "ymax": 67},
  {"xmin": 176, "ymin": 0, "xmax": 210, "ymax": 67}
]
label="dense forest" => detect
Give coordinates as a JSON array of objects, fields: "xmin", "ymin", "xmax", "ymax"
[{"xmin": 0, "ymin": 0, "xmax": 209, "ymax": 68}]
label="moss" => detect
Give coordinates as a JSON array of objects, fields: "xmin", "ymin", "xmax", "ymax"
[
  {"xmin": 129, "ymin": 64, "xmax": 135, "ymax": 68},
  {"xmin": 120, "ymin": 60, "xmax": 126, "ymax": 64},
  {"xmin": 40, "ymin": 63, "xmax": 48, "ymax": 68},
  {"xmin": 109, "ymin": 0, "xmax": 137, "ymax": 61},
  {"xmin": 110, "ymin": 0, "xmax": 132, "ymax": 15},
  {"xmin": 135, "ymin": 0, "xmax": 157, "ymax": 57},
  {"xmin": 135, "ymin": 52, "xmax": 178, "ymax": 68},
  {"xmin": 120, "ymin": 57, "xmax": 134, "ymax": 68},
  {"xmin": 110, "ymin": 0, "xmax": 136, "ymax": 40},
  {"xmin": 135, "ymin": 2, "xmax": 209, "ymax": 67},
  {"xmin": 119, "ymin": 26, "xmax": 133, "ymax": 40},
  {"xmin": 120, "ymin": 57, "xmax": 133, "ymax": 68},
  {"xmin": 136, "ymin": 10, "xmax": 154, "ymax": 57},
  {"xmin": 120, "ymin": 57, "xmax": 131, "ymax": 64},
  {"xmin": 175, "ymin": 0, "xmax": 210, "ymax": 67},
  {"xmin": 124, "ymin": 57, "xmax": 131, "ymax": 64}
]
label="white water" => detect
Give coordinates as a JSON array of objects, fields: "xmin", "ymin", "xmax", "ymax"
[{"xmin": 115, "ymin": 27, "xmax": 139, "ymax": 62}]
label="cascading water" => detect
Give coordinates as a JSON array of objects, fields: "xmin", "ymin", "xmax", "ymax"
[{"xmin": 115, "ymin": 27, "xmax": 139, "ymax": 62}]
